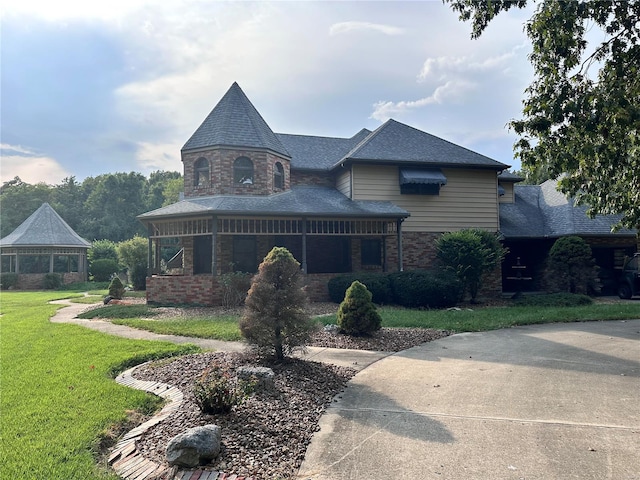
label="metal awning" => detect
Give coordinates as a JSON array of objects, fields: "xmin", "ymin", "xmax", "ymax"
[{"xmin": 399, "ymin": 168, "xmax": 447, "ymax": 185}]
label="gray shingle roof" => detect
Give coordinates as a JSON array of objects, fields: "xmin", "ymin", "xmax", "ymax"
[
  {"xmin": 276, "ymin": 130, "xmax": 370, "ymax": 171},
  {"xmin": 138, "ymin": 186, "xmax": 409, "ymax": 221},
  {"xmin": 339, "ymin": 119, "xmax": 509, "ymax": 170},
  {"xmin": 499, "ymin": 180, "xmax": 636, "ymax": 238},
  {"xmin": 0, "ymin": 203, "xmax": 91, "ymax": 248},
  {"xmin": 182, "ymin": 82, "xmax": 290, "ymax": 157}
]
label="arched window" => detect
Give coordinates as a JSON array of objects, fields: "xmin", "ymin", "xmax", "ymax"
[
  {"xmin": 234, "ymin": 157, "xmax": 253, "ymax": 184},
  {"xmin": 194, "ymin": 157, "xmax": 209, "ymax": 186},
  {"xmin": 274, "ymin": 162, "xmax": 284, "ymax": 189}
]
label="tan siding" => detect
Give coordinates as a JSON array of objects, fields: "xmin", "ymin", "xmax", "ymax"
[
  {"xmin": 352, "ymin": 164, "xmax": 499, "ymax": 232},
  {"xmin": 499, "ymin": 182, "xmax": 515, "ymax": 203},
  {"xmin": 336, "ymin": 170, "xmax": 351, "ymax": 198}
]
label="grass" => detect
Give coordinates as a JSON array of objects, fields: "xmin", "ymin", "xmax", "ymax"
[
  {"xmin": 111, "ymin": 317, "xmax": 243, "ymax": 341},
  {"xmin": 76, "ymin": 295, "xmax": 639, "ymax": 339},
  {"xmin": 0, "ymin": 291, "xmax": 200, "ymax": 480}
]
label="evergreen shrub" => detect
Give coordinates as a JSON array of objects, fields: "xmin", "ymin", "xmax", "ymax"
[
  {"xmin": 336, "ymin": 281, "xmax": 382, "ymax": 336},
  {"xmin": 220, "ymin": 271, "xmax": 252, "ymax": 308},
  {"xmin": 108, "ymin": 276, "xmax": 125, "ymax": 299},
  {"xmin": 130, "ymin": 263, "xmax": 147, "ymax": 291},
  {"xmin": 545, "ymin": 236, "xmax": 600, "ymax": 294},
  {"xmin": 0, "ymin": 273, "xmax": 19, "ymax": 290},
  {"xmin": 240, "ymin": 247, "xmax": 314, "ymax": 361},
  {"xmin": 90, "ymin": 258, "xmax": 120, "ymax": 282},
  {"xmin": 327, "ymin": 272, "xmax": 392, "ymax": 304},
  {"xmin": 389, "ymin": 270, "xmax": 461, "ymax": 308}
]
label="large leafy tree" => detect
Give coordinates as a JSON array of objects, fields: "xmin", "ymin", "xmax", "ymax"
[{"xmin": 447, "ymin": 0, "xmax": 640, "ymax": 229}]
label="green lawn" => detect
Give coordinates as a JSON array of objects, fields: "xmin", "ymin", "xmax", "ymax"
[
  {"xmin": 0, "ymin": 291, "xmax": 199, "ymax": 480},
  {"xmin": 78, "ymin": 296, "xmax": 640, "ymax": 339}
]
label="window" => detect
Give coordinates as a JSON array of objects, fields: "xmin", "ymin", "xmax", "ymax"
[
  {"xmin": 193, "ymin": 236, "xmax": 212, "ymax": 274},
  {"xmin": 233, "ymin": 236, "xmax": 257, "ymax": 273},
  {"xmin": 399, "ymin": 168, "xmax": 447, "ymax": 195},
  {"xmin": 234, "ymin": 157, "xmax": 254, "ymax": 184},
  {"xmin": 194, "ymin": 157, "xmax": 209, "ymax": 186},
  {"xmin": 361, "ymin": 239, "xmax": 382, "ymax": 266},
  {"xmin": 274, "ymin": 162, "xmax": 284, "ymax": 189}
]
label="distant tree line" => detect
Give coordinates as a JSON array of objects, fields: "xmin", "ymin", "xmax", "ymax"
[{"xmin": 0, "ymin": 171, "xmax": 183, "ymax": 242}]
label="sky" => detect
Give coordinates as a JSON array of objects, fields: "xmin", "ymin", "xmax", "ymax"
[{"xmin": 0, "ymin": 0, "xmax": 534, "ymax": 185}]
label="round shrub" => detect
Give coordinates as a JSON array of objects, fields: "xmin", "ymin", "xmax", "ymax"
[
  {"xmin": 545, "ymin": 236, "xmax": 599, "ymax": 294},
  {"xmin": 337, "ymin": 281, "xmax": 382, "ymax": 336},
  {"xmin": 389, "ymin": 270, "xmax": 461, "ymax": 309},
  {"xmin": 0, "ymin": 273, "xmax": 19, "ymax": 290},
  {"xmin": 90, "ymin": 258, "xmax": 120, "ymax": 282},
  {"xmin": 328, "ymin": 273, "xmax": 392, "ymax": 304}
]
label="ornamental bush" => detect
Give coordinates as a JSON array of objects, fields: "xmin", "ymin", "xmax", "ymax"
[
  {"xmin": 240, "ymin": 247, "xmax": 314, "ymax": 361},
  {"xmin": 0, "ymin": 273, "xmax": 19, "ymax": 290},
  {"xmin": 108, "ymin": 276, "xmax": 125, "ymax": 299},
  {"xmin": 545, "ymin": 236, "xmax": 599, "ymax": 294},
  {"xmin": 193, "ymin": 363, "xmax": 255, "ymax": 414},
  {"xmin": 436, "ymin": 229, "xmax": 506, "ymax": 302},
  {"xmin": 327, "ymin": 273, "xmax": 392, "ymax": 304},
  {"xmin": 337, "ymin": 281, "xmax": 382, "ymax": 336},
  {"xmin": 90, "ymin": 258, "xmax": 119, "ymax": 282},
  {"xmin": 220, "ymin": 271, "xmax": 253, "ymax": 308},
  {"xmin": 389, "ymin": 270, "xmax": 462, "ymax": 308}
]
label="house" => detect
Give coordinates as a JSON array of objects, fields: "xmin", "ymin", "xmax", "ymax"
[
  {"xmin": 138, "ymin": 82, "xmax": 510, "ymax": 305},
  {"xmin": 138, "ymin": 83, "xmax": 638, "ymax": 305},
  {"xmin": 0, "ymin": 203, "xmax": 91, "ymax": 288},
  {"xmin": 499, "ymin": 179, "xmax": 638, "ymax": 294}
]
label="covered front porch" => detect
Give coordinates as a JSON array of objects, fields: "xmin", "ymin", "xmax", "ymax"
[{"xmin": 143, "ymin": 215, "xmax": 405, "ymax": 304}]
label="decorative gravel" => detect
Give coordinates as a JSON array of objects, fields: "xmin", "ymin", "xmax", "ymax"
[{"xmin": 124, "ymin": 302, "xmax": 450, "ymax": 480}]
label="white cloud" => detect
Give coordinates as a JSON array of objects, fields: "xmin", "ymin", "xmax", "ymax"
[
  {"xmin": 329, "ymin": 21, "xmax": 404, "ymax": 36},
  {"xmin": 134, "ymin": 141, "xmax": 182, "ymax": 173},
  {"xmin": 0, "ymin": 144, "xmax": 70, "ymax": 184},
  {"xmin": 370, "ymin": 80, "xmax": 476, "ymax": 121}
]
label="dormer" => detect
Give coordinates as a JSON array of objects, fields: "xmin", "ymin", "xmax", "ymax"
[{"xmin": 181, "ymin": 82, "xmax": 291, "ymax": 197}]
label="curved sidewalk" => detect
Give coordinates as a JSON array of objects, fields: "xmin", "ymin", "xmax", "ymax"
[
  {"xmin": 297, "ymin": 320, "xmax": 640, "ymax": 480},
  {"xmin": 49, "ymin": 299, "xmax": 390, "ymax": 369}
]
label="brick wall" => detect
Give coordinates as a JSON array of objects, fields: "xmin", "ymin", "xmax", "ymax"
[
  {"xmin": 183, "ymin": 148, "xmax": 290, "ymax": 198},
  {"xmin": 14, "ymin": 272, "xmax": 86, "ymax": 290},
  {"xmin": 290, "ymin": 170, "xmax": 334, "ymax": 187},
  {"xmin": 147, "ymin": 275, "xmax": 222, "ymax": 306}
]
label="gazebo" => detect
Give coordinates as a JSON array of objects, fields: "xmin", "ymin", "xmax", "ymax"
[{"xmin": 0, "ymin": 203, "xmax": 91, "ymax": 288}]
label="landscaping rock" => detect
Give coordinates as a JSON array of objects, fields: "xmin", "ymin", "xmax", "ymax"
[
  {"xmin": 236, "ymin": 366, "xmax": 275, "ymax": 392},
  {"xmin": 166, "ymin": 424, "xmax": 221, "ymax": 467}
]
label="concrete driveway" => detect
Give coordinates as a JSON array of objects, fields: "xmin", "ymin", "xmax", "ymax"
[{"xmin": 297, "ymin": 320, "xmax": 640, "ymax": 480}]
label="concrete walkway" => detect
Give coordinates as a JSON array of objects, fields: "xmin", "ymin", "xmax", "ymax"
[{"xmin": 297, "ymin": 320, "xmax": 640, "ymax": 480}]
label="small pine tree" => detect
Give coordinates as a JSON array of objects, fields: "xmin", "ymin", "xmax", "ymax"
[
  {"xmin": 240, "ymin": 247, "xmax": 314, "ymax": 361},
  {"xmin": 337, "ymin": 281, "xmax": 382, "ymax": 336},
  {"xmin": 108, "ymin": 276, "xmax": 125, "ymax": 299}
]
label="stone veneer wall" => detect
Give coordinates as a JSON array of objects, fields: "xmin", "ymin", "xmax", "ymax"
[{"xmin": 183, "ymin": 148, "xmax": 290, "ymax": 198}]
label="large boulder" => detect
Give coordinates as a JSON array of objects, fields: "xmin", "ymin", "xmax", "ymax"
[
  {"xmin": 166, "ymin": 424, "xmax": 221, "ymax": 467},
  {"xmin": 236, "ymin": 366, "xmax": 275, "ymax": 392}
]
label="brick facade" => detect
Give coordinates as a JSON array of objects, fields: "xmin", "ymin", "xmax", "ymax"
[
  {"xmin": 15, "ymin": 272, "xmax": 86, "ymax": 290},
  {"xmin": 183, "ymin": 148, "xmax": 290, "ymax": 198},
  {"xmin": 147, "ymin": 275, "xmax": 222, "ymax": 306}
]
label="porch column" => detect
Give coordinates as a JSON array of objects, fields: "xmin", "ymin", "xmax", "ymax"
[
  {"xmin": 147, "ymin": 225, "xmax": 153, "ymax": 276},
  {"xmin": 301, "ymin": 217, "xmax": 308, "ymax": 274},
  {"xmin": 212, "ymin": 215, "xmax": 218, "ymax": 275},
  {"xmin": 49, "ymin": 251, "xmax": 54, "ymax": 273},
  {"xmin": 396, "ymin": 218, "xmax": 404, "ymax": 272}
]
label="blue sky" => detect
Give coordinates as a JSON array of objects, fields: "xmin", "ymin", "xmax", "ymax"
[{"xmin": 1, "ymin": 1, "xmax": 534, "ymax": 185}]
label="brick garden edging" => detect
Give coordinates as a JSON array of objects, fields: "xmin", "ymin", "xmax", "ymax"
[{"xmin": 110, "ymin": 365, "xmax": 255, "ymax": 480}]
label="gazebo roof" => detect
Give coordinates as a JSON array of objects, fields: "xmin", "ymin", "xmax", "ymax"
[{"xmin": 0, "ymin": 203, "xmax": 91, "ymax": 248}]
